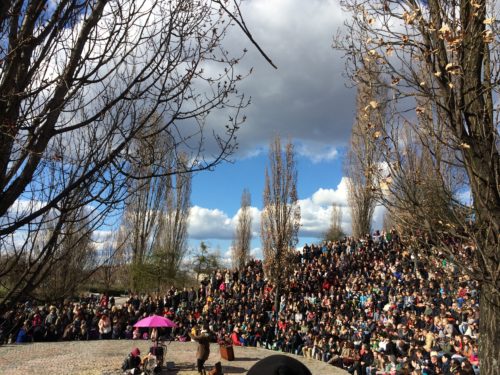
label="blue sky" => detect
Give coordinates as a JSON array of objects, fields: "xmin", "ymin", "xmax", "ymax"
[
  {"xmin": 7, "ymin": 0, "xmax": 377, "ymax": 264},
  {"xmin": 188, "ymin": 150, "xmax": 363, "ymax": 257},
  {"xmin": 81, "ymin": 0, "xmax": 387, "ymax": 262},
  {"xmin": 192, "ymin": 150, "xmax": 345, "ymax": 213},
  {"xmin": 183, "ymin": 0, "xmax": 386, "ymax": 262}
]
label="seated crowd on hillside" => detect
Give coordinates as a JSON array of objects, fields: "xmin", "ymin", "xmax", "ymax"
[{"xmin": 0, "ymin": 231, "xmax": 480, "ymax": 374}]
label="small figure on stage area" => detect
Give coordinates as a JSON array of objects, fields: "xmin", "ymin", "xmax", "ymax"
[
  {"xmin": 121, "ymin": 347, "xmax": 142, "ymax": 374},
  {"xmin": 190, "ymin": 326, "xmax": 211, "ymax": 375}
]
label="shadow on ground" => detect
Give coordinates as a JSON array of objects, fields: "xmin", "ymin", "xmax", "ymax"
[
  {"xmin": 229, "ymin": 357, "xmax": 260, "ymax": 362},
  {"xmin": 162, "ymin": 361, "xmax": 194, "ymax": 373},
  {"xmin": 0, "ymin": 340, "xmax": 347, "ymax": 374},
  {"xmin": 163, "ymin": 360, "xmax": 247, "ymax": 374},
  {"xmin": 219, "ymin": 365, "xmax": 247, "ymax": 373}
]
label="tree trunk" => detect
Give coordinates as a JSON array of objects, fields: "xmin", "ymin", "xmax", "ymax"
[
  {"xmin": 274, "ymin": 282, "xmax": 281, "ymax": 319},
  {"xmin": 479, "ymin": 282, "xmax": 500, "ymax": 374}
]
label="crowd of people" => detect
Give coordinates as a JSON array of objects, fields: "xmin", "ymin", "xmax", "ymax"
[{"xmin": 0, "ymin": 230, "xmax": 481, "ymax": 375}]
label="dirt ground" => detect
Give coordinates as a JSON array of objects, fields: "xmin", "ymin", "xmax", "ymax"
[{"xmin": 0, "ymin": 340, "xmax": 348, "ymax": 375}]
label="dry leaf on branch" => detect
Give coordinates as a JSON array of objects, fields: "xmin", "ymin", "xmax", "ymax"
[
  {"xmin": 403, "ymin": 12, "xmax": 416, "ymax": 25},
  {"xmin": 459, "ymin": 142, "xmax": 471, "ymax": 149},
  {"xmin": 471, "ymin": 0, "xmax": 482, "ymax": 9},
  {"xmin": 483, "ymin": 30, "xmax": 494, "ymax": 43},
  {"xmin": 438, "ymin": 23, "xmax": 451, "ymax": 36},
  {"xmin": 445, "ymin": 63, "xmax": 462, "ymax": 75}
]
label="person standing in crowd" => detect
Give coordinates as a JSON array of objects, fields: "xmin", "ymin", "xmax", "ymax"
[
  {"xmin": 100, "ymin": 293, "xmax": 109, "ymax": 309},
  {"xmin": 98, "ymin": 311, "xmax": 112, "ymax": 340}
]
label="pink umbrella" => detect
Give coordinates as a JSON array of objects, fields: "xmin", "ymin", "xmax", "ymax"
[
  {"xmin": 134, "ymin": 315, "xmax": 177, "ymax": 328},
  {"xmin": 134, "ymin": 315, "xmax": 177, "ymax": 350}
]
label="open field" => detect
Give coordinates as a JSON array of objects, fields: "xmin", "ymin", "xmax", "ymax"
[{"xmin": 0, "ymin": 340, "xmax": 347, "ymax": 375}]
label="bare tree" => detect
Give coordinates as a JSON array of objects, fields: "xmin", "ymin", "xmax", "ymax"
[
  {"xmin": 119, "ymin": 118, "xmax": 173, "ymax": 289},
  {"xmin": 0, "ymin": 0, "xmax": 262, "ymax": 307},
  {"xmin": 99, "ymin": 233, "xmax": 128, "ymax": 293},
  {"xmin": 232, "ymin": 189, "xmax": 252, "ymax": 269},
  {"xmin": 345, "ymin": 67, "xmax": 384, "ymax": 238},
  {"xmin": 324, "ymin": 203, "xmax": 345, "ymax": 242},
  {"xmin": 152, "ymin": 154, "xmax": 192, "ymax": 284},
  {"xmin": 0, "ymin": 183, "xmax": 103, "ymax": 306},
  {"xmin": 261, "ymin": 136, "xmax": 300, "ymax": 315},
  {"xmin": 335, "ymin": 0, "xmax": 500, "ymax": 369},
  {"xmin": 34, "ymin": 209, "xmax": 97, "ymax": 302},
  {"xmin": 193, "ymin": 241, "xmax": 222, "ymax": 282},
  {"xmin": 381, "ymin": 126, "xmax": 462, "ymax": 235}
]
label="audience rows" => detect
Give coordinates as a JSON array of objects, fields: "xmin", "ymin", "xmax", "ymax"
[{"xmin": 0, "ymin": 231, "xmax": 480, "ymax": 375}]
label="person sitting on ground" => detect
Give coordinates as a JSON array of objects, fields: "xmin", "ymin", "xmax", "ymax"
[
  {"xmin": 341, "ymin": 341, "xmax": 359, "ymax": 368},
  {"xmin": 230, "ymin": 327, "xmax": 243, "ymax": 346},
  {"xmin": 16, "ymin": 320, "xmax": 31, "ymax": 343},
  {"xmin": 348, "ymin": 343, "xmax": 374, "ymax": 375},
  {"xmin": 121, "ymin": 347, "xmax": 142, "ymax": 374}
]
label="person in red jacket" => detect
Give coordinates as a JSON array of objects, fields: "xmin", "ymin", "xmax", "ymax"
[{"xmin": 231, "ymin": 327, "xmax": 243, "ymax": 346}]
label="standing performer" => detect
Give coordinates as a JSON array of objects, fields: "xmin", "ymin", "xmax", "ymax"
[{"xmin": 190, "ymin": 327, "xmax": 211, "ymax": 375}]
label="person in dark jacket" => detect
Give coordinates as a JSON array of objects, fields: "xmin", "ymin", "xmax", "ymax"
[
  {"xmin": 260, "ymin": 324, "xmax": 275, "ymax": 349},
  {"xmin": 190, "ymin": 328, "xmax": 211, "ymax": 374},
  {"xmin": 347, "ymin": 344, "xmax": 374, "ymax": 375},
  {"xmin": 441, "ymin": 353, "xmax": 452, "ymax": 375},
  {"xmin": 384, "ymin": 336, "xmax": 398, "ymax": 356},
  {"xmin": 423, "ymin": 352, "xmax": 443, "ymax": 375},
  {"xmin": 121, "ymin": 347, "xmax": 142, "ymax": 374},
  {"xmin": 287, "ymin": 329, "xmax": 304, "ymax": 355}
]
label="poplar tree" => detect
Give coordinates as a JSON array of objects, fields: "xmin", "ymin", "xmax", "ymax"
[{"xmin": 261, "ymin": 136, "xmax": 300, "ymax": 315}]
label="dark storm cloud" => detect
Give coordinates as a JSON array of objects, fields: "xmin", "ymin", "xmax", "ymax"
[{"xmin": 207, "ymin": 0, "xmax": 356, "ymax": 160}]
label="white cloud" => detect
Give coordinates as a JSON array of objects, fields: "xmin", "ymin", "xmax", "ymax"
[
  {"xmin": 187, "ymin": 178, "xmax": 386, "ymax": 246},
  {"xmin": 92, "ymin": 230, "xmax": 115, "ymax": 253},
  {"xmin": 311, "ymin": 177, "xmax": 349, "ymax": 206},
  {"xmin": 188, "ymin": 206, "xmax": 235, "ymax": 240},
  {"xmin": 188, "ymin": 205, "xmax": 262, "ymax": 240},
  {"xmin": 456, "ymin": 189, "xmax": 472, "ymax": 206},
  {"xmin": 299, "ymin": 178, "xmax": 351, "ymax": 237},
  {"xmin": 249, "ymin": 246, "xmax": 262, "ymax": 259},
  {"xmin": 372, "ymin": 205, "xmax": 386, "ymax": 232},
  {"xmin": 296, "ymin": 142, "xmax": 339, "ymax": 163}
]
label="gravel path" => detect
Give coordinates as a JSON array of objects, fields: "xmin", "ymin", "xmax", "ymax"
[{"xmin": 0, "ymin": 340, "xmax": 348, "ymax": 375}]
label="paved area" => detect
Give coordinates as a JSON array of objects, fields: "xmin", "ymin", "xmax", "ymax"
[{"xmin": 0, "ymin": 340, "xmax": 348, "ymax": 374}]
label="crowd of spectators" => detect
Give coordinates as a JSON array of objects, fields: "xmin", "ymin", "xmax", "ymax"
[{"xmin": 0, "ymin": 230, "xmax": 481, "ymax": 374}]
